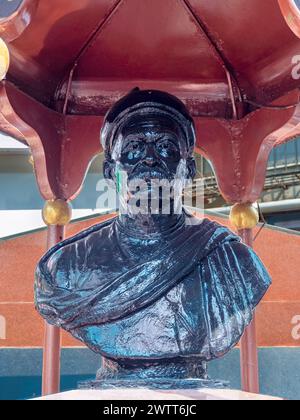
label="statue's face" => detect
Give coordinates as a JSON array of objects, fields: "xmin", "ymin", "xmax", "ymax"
[
  {"xmin": 113, "ymin": 115, "xmax": 186, "ymax": 183},
  {"xmin": 105, "ymin": 110, "xmax": 196, "ymax": 215}
]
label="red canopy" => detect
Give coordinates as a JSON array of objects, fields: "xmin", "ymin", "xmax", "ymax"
[
  {"xmin": 0, "ymin": 0, "xmax": 300, "ymax": 202},
  {"xmin": 1, "ymin": 0, "xmax": 300, "ymax": 397}
]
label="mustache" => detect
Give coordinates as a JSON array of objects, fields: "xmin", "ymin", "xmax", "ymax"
[{"xmin": 127, "ymin": 164, "xmax": 170, "ymax": 181}]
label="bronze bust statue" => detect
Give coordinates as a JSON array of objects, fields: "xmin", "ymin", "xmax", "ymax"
[{"xmin": 35, "ymin": 89, "xmax": 271, "ymax": 389}]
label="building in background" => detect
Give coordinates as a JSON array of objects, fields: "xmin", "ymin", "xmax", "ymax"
[
  {"xmin": 1, "ymin": 132, "xmax": 300, "ymax": 237},
  {"xmin": 0, "ymin": 133, "xmax": 112, "ymax": 238},
  {"xmin": 195, "ymin": 138, "xmax": 300, "ymax": 232}
]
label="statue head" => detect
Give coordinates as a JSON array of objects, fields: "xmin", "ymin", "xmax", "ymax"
[
  {"xmin": 101, "ymin": 89, "xmax": 196, "ymax": 215},
  {"xmin": 101, "ymin": 89, "xmax": 196, "ymax": 185}
]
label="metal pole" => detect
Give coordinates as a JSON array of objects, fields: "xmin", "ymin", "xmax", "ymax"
[
  {"xmin": 42, "ymin": 224, "xmax": 65, "ymax": 396},
  {"xmin": 238, "ymin": 228, "xmax": 260, "ymax": 394}
]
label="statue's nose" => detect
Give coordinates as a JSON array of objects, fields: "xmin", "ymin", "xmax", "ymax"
[
  {"xmin": 143, "ymin": 143, "xmax": 158, "ymax": 167},
  {"xmin": 143, "ymin": 156, "xmax": 157, "ymax": 167}
]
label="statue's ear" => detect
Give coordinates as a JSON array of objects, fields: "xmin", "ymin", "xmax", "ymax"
[
  {"xmin": 103, "ymin": 159, "xmax": 115, "ymax": 181},
  {"xmin": 186, "ymin": 157, "xmax": 196, "ymax": 179}
]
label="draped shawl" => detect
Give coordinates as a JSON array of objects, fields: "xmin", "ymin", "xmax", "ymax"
[{"xmin": 35, "ymin": 216, "xmax": 271, "ymax": 359}]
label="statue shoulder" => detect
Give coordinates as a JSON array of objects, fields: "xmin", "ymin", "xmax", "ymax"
[
  {"xmin": 36, "ymin": 217, "xmax": 116, "ymax": 283},
  {"xmin": 197, "ymin": 229, "xmax": 271, "ymax": 360},
  {"xmin": 185, "ymin": 214, "xmax": 233, "ymax": 236},
  {"xmin": 220, "ymin": 239, "xmax": 271, "ymax": 280},
  {"xmin": 202, "ymin": 236, "xmax": 272, "ymax": 309}
]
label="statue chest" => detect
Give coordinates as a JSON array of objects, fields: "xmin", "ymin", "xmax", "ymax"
[{"xmin": 73, "ymin": 270, "xmax": 212, "ymax": 360}]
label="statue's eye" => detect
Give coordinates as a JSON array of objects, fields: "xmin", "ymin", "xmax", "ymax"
[
  {"xmin": 123, "ymin": 141, "xmax": 141, "ymax": 153},
  {"xmin": 121, "ymin": 141, "xmax": 144, "ymax": 161},
  {"xmin": 157, "ymin": 140, "xmax": 170, "ymax": 149},
  {"xmin": 129, "ymin": 141, "xmax": 140, "ymax": 151},
  {"xmin": 156, "ymin": 139, "xmax": 178, "ymax": 157}
]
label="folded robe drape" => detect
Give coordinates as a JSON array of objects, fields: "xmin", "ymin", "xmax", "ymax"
[{"xmin": 35, "ymin": 216, "xmax": 271, "ymax": 360}]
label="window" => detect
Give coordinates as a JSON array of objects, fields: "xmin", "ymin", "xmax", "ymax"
[
  {"xmin": 275, "ymin": 146, "xmax": 286, "ymax": 167},
  {"xmin": 268, "ymin": 149, "xmax": 276, "ymax": 168},
  {"xmin": 286, "ymin": 141, "xmax": 297, "ymax": 165}
]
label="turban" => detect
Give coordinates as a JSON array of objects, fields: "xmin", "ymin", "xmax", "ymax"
[{"xmin": 100, "ymin": 88, "xmax": 196, "ymax": 159}]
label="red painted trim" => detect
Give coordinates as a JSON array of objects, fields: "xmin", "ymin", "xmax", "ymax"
[{"xmin": 0, "ymin": 81, "xmax": 102, "ymax": 201}]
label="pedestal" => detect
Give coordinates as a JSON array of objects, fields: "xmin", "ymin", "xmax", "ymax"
[{"xmin": 32, "ymin": 388, "xmax": 281, "ymax": 400}]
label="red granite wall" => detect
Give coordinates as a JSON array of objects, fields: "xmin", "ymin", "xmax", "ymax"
[{"xmin": 0, "ymin": 213, "xmax": 299, "ymax": 348}]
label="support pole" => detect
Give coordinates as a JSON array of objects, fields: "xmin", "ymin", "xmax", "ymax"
[
  {"xmin": 229, "ymin": 203, "xmax": 260, "ymax": 394},
  {"xmin": 41, "ymin": 199, "xmax": 72, "ymax": 396},
  {"xmin": 42, "ymin": 224, "xmax": 65, "ymax": 396},
  {"xmin": 238, "ymin": 228, "xmax": 260, "ymax": 394}
]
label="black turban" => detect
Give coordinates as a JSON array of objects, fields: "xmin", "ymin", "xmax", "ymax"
[{"xmin": 100, "ymin": 88, "xmax": 196, "ymax": 159}]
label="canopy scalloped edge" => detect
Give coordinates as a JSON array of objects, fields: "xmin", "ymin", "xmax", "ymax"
[
  {"xmin": 0, "ymin": 81, "xmax": 298, "ymax": 204},
  {"xmin": 195, "ymin": 90, "xmax": 299, "ymax": 203},
  {"xmin": 0, "ymin": 81, "xmax": 102, "ymax": 201}
]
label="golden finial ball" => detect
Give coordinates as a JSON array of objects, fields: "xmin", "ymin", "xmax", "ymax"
[
  {"xmin": 0, "ymin": 38, "xmax": 10, "ymax": 81},
  {"xmin": 229, "ymin": 203, "xmax": 259, "ymax": 230},
  {"xmin": 42, "ymin": 199, "xmax": 72, "ymax": 226}
]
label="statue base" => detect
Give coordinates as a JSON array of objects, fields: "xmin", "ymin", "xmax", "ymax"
[
  {"xmin": 78, "ymin": 378, "xmax": 228, "ymax": 390},
  {"xmin": 79, "ymin": 357, "xmax": 228, "ymax": 390}
]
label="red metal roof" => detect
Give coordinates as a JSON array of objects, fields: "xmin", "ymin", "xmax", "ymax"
[
  {"xmin": 0, "ymin": 0, "xmax": 300, "ymax": 203},
  {"xmin": 2, "ymin": 0, "xmax": 300, "ymax": 118}
]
